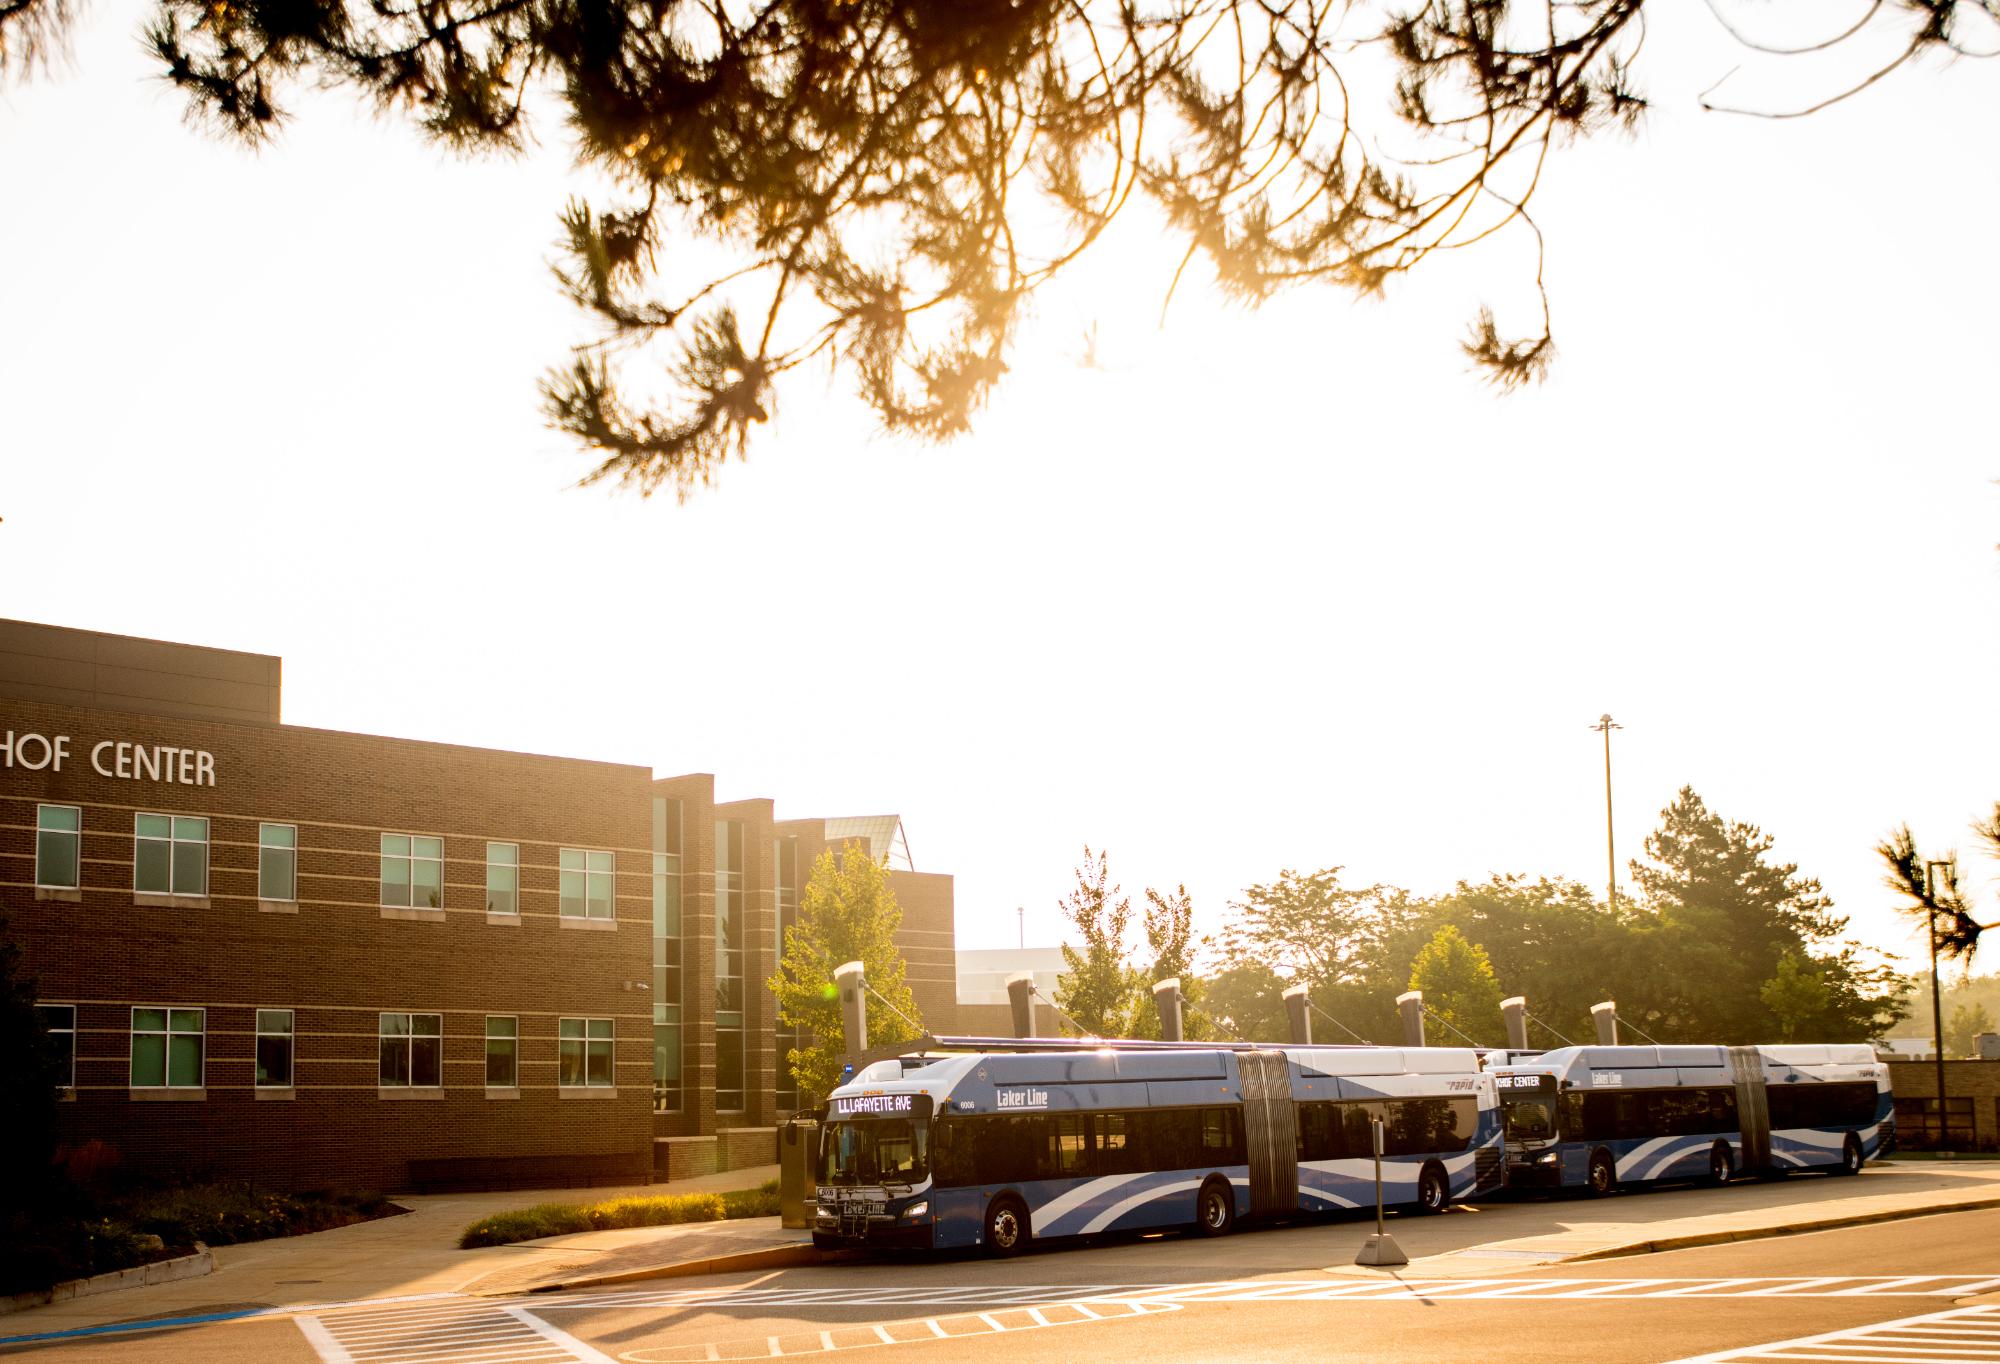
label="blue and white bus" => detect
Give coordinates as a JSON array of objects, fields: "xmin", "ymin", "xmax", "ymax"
[
  {"xmin": 814, "ymin": 1041, "xmax": 1503, "ymax": 1254},
  {"xmin": 1491, "ymin": 1043, "xmax": 1892, "ymax": 1195}
]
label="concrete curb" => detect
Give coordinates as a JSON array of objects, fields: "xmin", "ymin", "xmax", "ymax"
[
  {"xmin": 1567, "ymin": 1194, "xmax": 2000, "ymax": 1263},
  {"xmin": 519, "ymin": 1243, "xmax": 823, "ymax": 1294},
  {"xmin": 0, "ymin": 1244, "xmax": 213, "ymax": 1316}
]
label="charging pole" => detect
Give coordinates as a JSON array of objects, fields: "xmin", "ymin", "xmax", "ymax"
[{"xmin": 1355, "ymin": 1116, "xmax": 1408, "ymax": 1267}]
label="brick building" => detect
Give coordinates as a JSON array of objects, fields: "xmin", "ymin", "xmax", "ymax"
[
  {"xmin": 1885, "ymin": 1059, "xmax": 2000, "ymax": 1153},
  {"xmin": 0, "ymin": 619, "xmax": 956, "ymax": 1191}
]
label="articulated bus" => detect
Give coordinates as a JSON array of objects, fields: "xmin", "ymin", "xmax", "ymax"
[
  {"xmin": 1490, "ymin": 1043, "xmax": 1892, "ymax": 1195},
  {"xmin": 814, "ymin": 1041, "xmax": 1503, "ymax": 1254}
]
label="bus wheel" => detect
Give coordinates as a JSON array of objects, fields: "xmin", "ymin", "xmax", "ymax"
[
  {"xmin": 1835, "ymin": 1133, "xmax": 1864, "ymax": 1176},
  {"xmin": 984, "ymin": 1196, "xmax": 1031, "ymax": 1256},
  {"xmin": 1587, "ymin": 1150, "xmax": 1618, "ymax": 1197},
  {"xmin": 1708, "ymin": 1143, "xmax": 1734, "ymax": 1186},
  {"xmin": 1414, "ymin": 1164, "xmax": 1450, "ymax": 1215},
  {"xmin": 1196, "ymin": 1178, "xmax": 1235, "ymax": 1237}
]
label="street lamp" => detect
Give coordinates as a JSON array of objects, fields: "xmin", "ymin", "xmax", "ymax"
[
  {"xmin": 1925, "ymin": 858, "xmax": 1952, "ymax": 1139},
  {"xmin": 1589, "ymin": 714, "xmax": 1623, "ymax": 911}
]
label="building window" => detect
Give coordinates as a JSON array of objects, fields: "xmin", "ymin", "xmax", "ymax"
[
  {"xmin": 1894, "ymin": 1096, "xmax": 1975, "ymax": 1150},
  {"xmin": 35, "ymin": 805, "xmax": 81, "ymax": 890},
  {"xmin": 135, "ymin": 814, "xmax": 208, "ymax": 897},
  {"xmin": 559, "ymin": 1017, "xmax": 614, "ymax": 1088},
  {"xmin": 37, "ymin": 1004, "xmax": 75, "ymax": 1089},
  {"xmin": 485, "ymin": 1016, "xmax": 518, "ymax": 1087},
  {"xmin": 560, "ymin": 848, "xmax": 615, "ymax": 920},
  {"xmin": 379, "ymin": 1012, "xmax": 443, "ymax": 1087},
  {"xmin": 652, "ymin": 798, "xmax": 683, "ymax": 1112},
  {"xmin": 259, "ymin": 824, "xmax": 298, "ymax": 901},
  {"xmin": 774, "ymin": 835, "xmax": 799, "ymax": 1112},
  {"xmin": 256, "ymin": 1009, "xmax": 295, "ymax": 1087},
  {"xmin": 714, "ymin": 819, "xmax": 745, "ymax": 1112},
  {"xmin": 485, "ymin": 843, "xmax": 519, "ymax": 915},
  {"xmin": 132, "ymin": 1007, "xmax": 204, "ymax": 1089},
  {"xmin": 380, "ymin": 834, "xmax": 443, "ymax": 909}
]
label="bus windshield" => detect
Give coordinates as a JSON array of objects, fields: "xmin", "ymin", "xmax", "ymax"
[
  {"xmin": 1503, "ymin": 1098, "xmax": 1556, "ymax": 1140},
  {"xmin": 819, "ymin": 1118, "xmax": 928, "ymax": 1187}
]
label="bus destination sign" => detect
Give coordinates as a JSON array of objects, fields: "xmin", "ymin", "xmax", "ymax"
[{"xmin": 831, "ymin": 1093, "xmax": 933, "ymax": 1120}]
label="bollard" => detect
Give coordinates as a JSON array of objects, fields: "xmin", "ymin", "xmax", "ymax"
[
  {"xmin": 1501, "ymin": 996, "xmax": 1529, "ymax": 1053},
  {"xmin": 1354, "ymin": 1116, "xmax": 1408, "ymax": 1267},
  {"xmin": 1591, "ymin": 1000, "xmax": 1618, "ymax": 1046}
]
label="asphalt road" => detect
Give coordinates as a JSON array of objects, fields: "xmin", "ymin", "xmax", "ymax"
[{"xmin": 14, "ymin": 1195, "xmax": 2000, "ymax": 1362}]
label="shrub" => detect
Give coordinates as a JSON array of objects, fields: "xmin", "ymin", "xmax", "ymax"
[{"xmin": 459, "ymin": 1179, "xmax": 784, "ymax": 1249}]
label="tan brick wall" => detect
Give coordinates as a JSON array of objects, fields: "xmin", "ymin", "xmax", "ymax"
[
  {"xmin": 5, "ymin": 697, "xmax": 961, "ymax": 1185},
  {"xmin": 1886, "ymin": 1059, "xmax": 2000, "ymax": 1151},
  {"xmin": 3, "ymin": 697, "xmax": 655, "ymax": 1191}
]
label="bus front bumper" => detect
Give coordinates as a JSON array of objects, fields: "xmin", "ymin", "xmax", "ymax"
[
  {"xmin": 812, "ymin": 1208, "xmax": 935, "ymax": 1250},
  {"xmin": 1506, "ymin": 1155, "xmax": 1565, "ymax": 1188}
]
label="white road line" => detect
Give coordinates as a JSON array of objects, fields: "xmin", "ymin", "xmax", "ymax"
[
  {"xmin": 501, "ymin": 1307, "xmax": 622, "ymax": 1364},
  {"xmin": 296, "ymin": 1318, "xmax": 359, "ymax": 1364},
  {"xmin": 1827, "ymin": 1277, "xmax": 1945, "ymax": 1295},
  {"xmin": 926, "ymin": 1320, "xmax": 947, "ymax": 1338},
  {"xmin": 977, "ymin": 1314, "xmax": 1006, "ymax": 1332},
  {"xmin": 1667, "ymin": 1304, "xmax": 2000, "ymax": 1363}
]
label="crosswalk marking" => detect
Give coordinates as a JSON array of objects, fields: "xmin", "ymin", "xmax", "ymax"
[
  {"xmin": 1668, "ymin": 1304, "xmax": 2000, "ymax": 1362},
  {"xmin": 292, "ymin": 1277, "xmax": 2000, "ymax": 1363},
  {"xmin": 524, "ymin": 1276, "xmax": 2000, "ymax": 1312}
]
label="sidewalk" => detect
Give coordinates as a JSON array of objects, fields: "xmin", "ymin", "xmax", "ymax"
[
  {"xmin": 1, "ymin": 1164, "xmax": 788, "ymax": 1338},
  {"xmin": 1330, "ymin": 1160, "xmax": 2000, "ymax": 1277}
]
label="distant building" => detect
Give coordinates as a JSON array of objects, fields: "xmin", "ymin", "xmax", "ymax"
[
  {"xmin": 1, "ymin": 618, "xmax": 956, "ymax": 1190},
  {"xmin": 956, "ymin": 946, "xmax": 1068, "ymax": 1035},
  {"xmin": 1878, "ymin": 1037, "xmax": 1938, "ymax": 1062}
]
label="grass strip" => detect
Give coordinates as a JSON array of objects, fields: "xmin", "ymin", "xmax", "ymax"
[{"xmin": 459, "ymin": 1180, "xmax": 781, "ymax": 1249}]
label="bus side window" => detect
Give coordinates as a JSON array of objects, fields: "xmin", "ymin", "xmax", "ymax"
[
  {"xmin": 1562, "ymin": 1091, "xmax": 1585, "ymax": 1141},
  {"xmin": 1202, "ymin": 1107, "xmax": 1244, "ymax": 1163},
  {"xmin": 1094, "ymin": 1111, "xmax": 1140, "ymax": 1176},
  {"xmin": 1051, "ymin": 1114, "xmax": 1088, "ymax": 1177}
]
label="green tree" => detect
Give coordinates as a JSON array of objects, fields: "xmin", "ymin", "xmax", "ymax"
[
  {"xmin": 1222, "ymin": 867, "xmax": 1421, "ymax": 1043},
  {"xmin": 1634, "ymin": 788, "xmax": 1904, "ymax": 1042},
  {"xmin": 1946, "ymin": 1002, "xmax": 1996, "ymax": 1058},
  {"xmin": 768, "ymin": 843, "xmax": 924, "ymax": 1102},
  {"xmin": 1203, "ymin": 962, "xmax": 1291, "ymax": 1044},
  {"xmin": 1052, "ymin": 847, "xmax": 1135, "ymax": 1037},
  {"xmin": 1407, "ymin": 925, "xmax": 1504, "ymax": 1047},
  {"xmin": 1760, "ymin": 951, "xmax": 1841, "ymax": 1044},
  {"xmin": 1422, "ymin": 874, "xmax": 1637, "ymax": 1046},
  {"xmin": 0, "ymin": 917, "xmax": 59, "ymax": 1216},
  {"xmin": 2, "ymin": 1, "xmax": 1967, "ymax": 492},
  {"xmin": 1124, "ymin": 884, "xmax": 1213, "ymax": 1041}
]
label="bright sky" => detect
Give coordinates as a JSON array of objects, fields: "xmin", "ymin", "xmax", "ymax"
[{"xmin": 3, "ymin": 4, "xmax": 1996, "ymax": 999}]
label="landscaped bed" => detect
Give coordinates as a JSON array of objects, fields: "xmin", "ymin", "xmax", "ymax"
[
  {"xmin": 460, "ymin": 1180, "xmax": 781, "ymax": 1248},
  {"xmin": 2, "ymin": 1179, "xmax": 399, "ymax": 1297}
]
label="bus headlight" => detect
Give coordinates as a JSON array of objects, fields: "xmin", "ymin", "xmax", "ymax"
[
  {"xmin": 902, "ymin": 1201, "xmax": 929, "ymax": 1220},
  {"xmin": 1535, "ymin": 1151, "xmax": 1560, "ymax": 1164}
]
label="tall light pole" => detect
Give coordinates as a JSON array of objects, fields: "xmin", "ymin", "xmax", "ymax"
[
  {"xmin": 1925, "ymin": 859, "xmax": 1952, "ymax": 1136},
  {"xmin": 1016, "ymin": 905, "xmax": 1025, "ymax": 951},
  {"xmin": 1590, "ymin": 714, "xmax": 1623, "ymax": 910}
]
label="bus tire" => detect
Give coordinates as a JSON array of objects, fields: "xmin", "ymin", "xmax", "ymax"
[
  {"xmin": 1708, "ymin": 1142, "xmax": 1734, "ymax": 1186},
  {"xmin": 1414, "ymin": 1163, "xmax": 1450, "ymax": 1215},
  {"xmin": 984, "ymin": 1195, "xmax": 1031, "ymax": 1257},
  {"xmin": 1835, "ymin": 1133, "xmax": 1864, "ymax": 1176},
  {"xmin": 1196, "ymin": 1178, "xmax": 1235, "ymax": 1237},
  {"xmin": 1587, "ymin": 1149, "xmax": 1618, "ymax": 1197}
]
